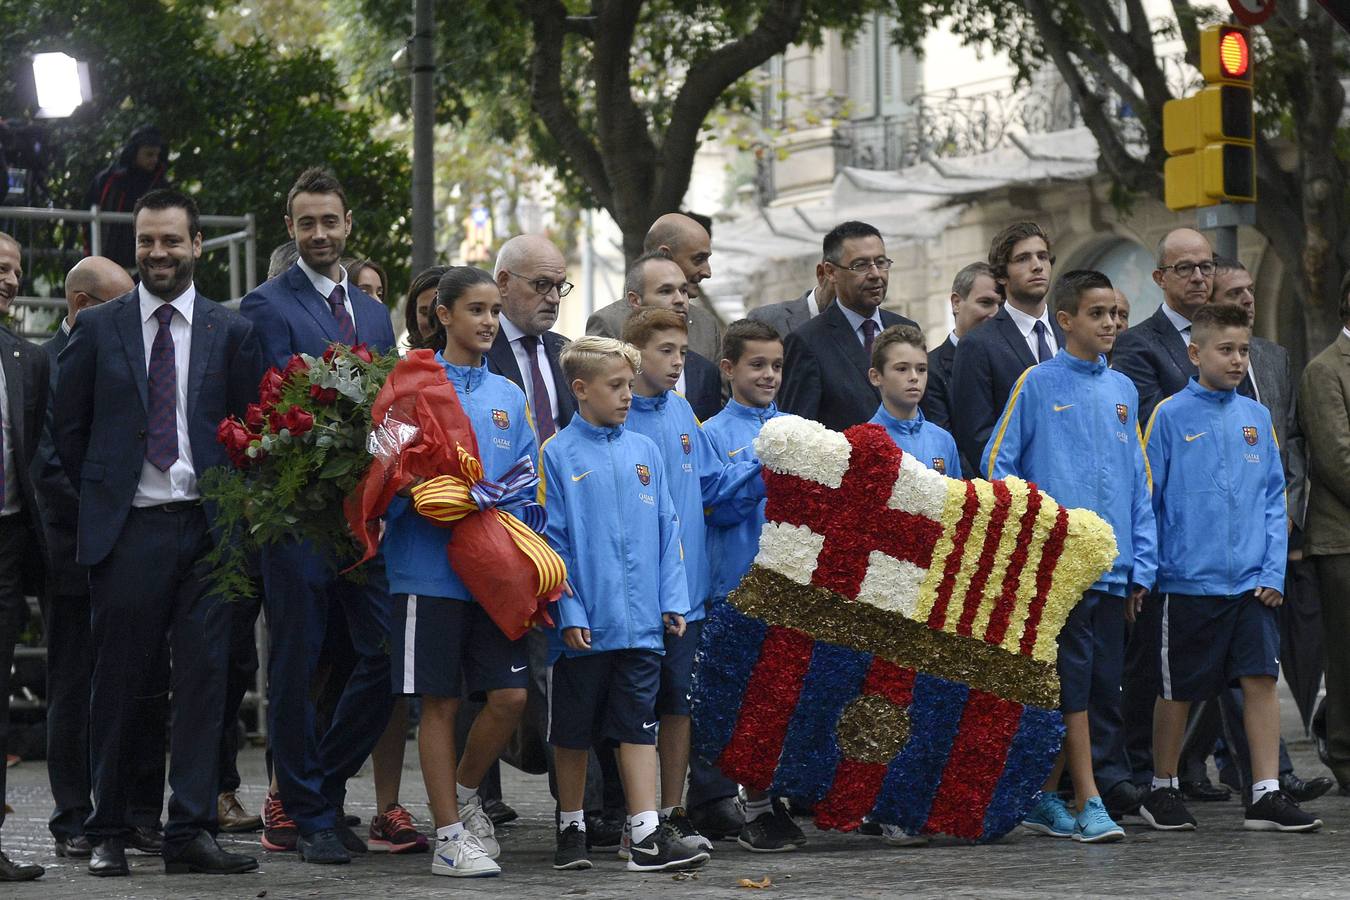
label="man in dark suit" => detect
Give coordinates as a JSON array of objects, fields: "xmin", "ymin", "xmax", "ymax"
[
  {"xmin": 0, "ymin": 232, "xmax": 49, "ymax": 882},
  {"xmin": 55, "ymin": 190, "xmax": 262, "ymax": 877},
  {"xmin": 239, "ymin": 169, "xmax": 396, "ymax": 864},
  {"xmin": 35, "ymin": 257, "xmax": 171, "ymax": 864},
  {"xmin": 748, "ymin": 262, "xmax": 834, "ymax": 338},
  {"xmin": 948, "ymin": 222, "xmax": 1063, "ymax": 471},
  {"xmin": 779, "ymin": 221, "xmax": 917, "ymax": 430}
]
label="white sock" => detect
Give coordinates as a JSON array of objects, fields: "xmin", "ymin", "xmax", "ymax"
[
  {"xmin": 659, "ymin": 805, "xmax": 676, "ymax": 818},
  {"xmin": 1252, "ymin": 778, "xmax": 1280, "ymax": 805},
  {"xmin": 455, "ymin": 782, "xmax": 478, "ymax": 807},
  {"xmin": 1152, "ymin": 776, "xmax": 1179, "ymax": 791},
  {"xmin": 742, "ymin": 797, "xmax": 772, "ymax": 821},
  {"xmin": 436, "ymin": 822, "xmax": 466, "ymax": 842},
  {"xmin": 559, "ymin": 809, "xmax": 586, "ymax": 831},
  {"xmin": 630, "ymin": 811, "xmax": 658, "ymax": 844}
]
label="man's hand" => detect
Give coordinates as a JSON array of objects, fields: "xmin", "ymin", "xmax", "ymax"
[
  {"xmin": 1125, "ymin": 586, "xmax": 1148, "ymax": 624},
  {"xmin": 562, "ymin": 626, "xmax": 592, "ymax": 650},
  {"xmin": 663, "ymin": 613, "xmax": 686, "ymax": 637},
  {"xmin": 1255, "ymin": 586, "xmax": 1284, "ymax": 608}
]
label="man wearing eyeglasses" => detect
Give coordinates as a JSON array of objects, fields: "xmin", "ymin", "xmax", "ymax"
[{"xmin": 779, "ymin": 220, "xmax": 916, "ymax": 431}]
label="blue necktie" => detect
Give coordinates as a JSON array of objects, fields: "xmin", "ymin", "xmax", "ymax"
[
  {"xmin": 1033, "ymin": 320, "xmax": 1052, "ymax": 363},
  {"xmin": 146, "ymin": 305, "xmax": 178, "ymax": 471},
  {"xmin": 329, "ymin": 284, "xmax": 357, "ymax": 345}
]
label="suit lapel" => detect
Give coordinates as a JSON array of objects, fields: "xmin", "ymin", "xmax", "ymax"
[
  {"xmin": 995, "ymin": 310, "xmax": 1037, "ymax": 369},
  {"xmin": 187, "ymin": 297, "xmax": 219, "ymax": 422},
  {"xmin": 1154, "ymin": 308, "xmax": 1194, "ymax": 376},
  {"xmin": 823, "ymin": 303, "xmax": 872, "ymax": 382},
  {"xmin": 287, "ymin": 265, "xmax": 341, "ymax": 343},
  {"xmin": 116, "ymin": 297, "xmax": 150, "ymax": 412},
  {"xmin": 544, "ymin": 331, "xmax": 575, "ymax": 422},
  {"xmin": 0, "ymin": 331, "xmax": 23, "ymax": 453},
  {"xmin": 789, "ymin": 292, "xmax": 811, "ymax": 332},
  {"xmin": 487, "ymin": 330, "xmax": 524, "ymax": 389}
]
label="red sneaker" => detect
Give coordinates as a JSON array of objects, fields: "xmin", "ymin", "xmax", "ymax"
[
  {"xmin": 368, "ymin": 804, "xmax": 428, "ymax": 854},
  {"xmin": 261, "ymin": 792, "xmax": 298, "ymax": 852}
]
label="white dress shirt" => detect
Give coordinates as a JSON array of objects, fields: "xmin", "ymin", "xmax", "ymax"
[
  {"xmin": 805, "ymin": 287, "xmax": 821, "ymax": 319},
  {"xmin": 298, "ymin": 257, "xmax": 356, "ymax": 339},
  {"xmin": 0, "ymin": 353, "xmax": 15, "ymax": 516},
  {"xmin": 1005, "ymin": 303, "xmax": 1058, "ymax": 361},
  {"xmin": 499, "ymin": 314, "xmax": 560, "ymax": 427},
  {"xmin": 837, "ymin": 303, "xmax": 885, "ymax": 348},
  {"xmin": 1161, "ymin": 302, "xmax": 1192, "ymax": 341},
  {"xmin": 134, "ymin": 283, "xmax": 198, "ymax": 507}
]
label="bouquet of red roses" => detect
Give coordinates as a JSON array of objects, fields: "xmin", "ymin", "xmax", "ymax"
[{"xmin": 200, "ymin": 343, "xmax": 398, "ymax": 598}]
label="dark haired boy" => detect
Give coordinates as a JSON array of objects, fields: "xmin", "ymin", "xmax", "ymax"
[{"xmin": 868, "ymin": 324, "xmax": 961, "ymax": 477}]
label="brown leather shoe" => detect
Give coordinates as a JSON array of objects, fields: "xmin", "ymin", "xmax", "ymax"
[{"xmin": 218, "ymin": 791, "xmax": 263, "ymax": 833}]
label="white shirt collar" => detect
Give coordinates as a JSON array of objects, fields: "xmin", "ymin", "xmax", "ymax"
[
  {"xmin": 806, "ymin": 287, "xmax": 821, "ymax": 319},
  {"xmin": 1341, "ymin": 326, "xmax": 1350, "ymax": 342},
  {"xmin": 499, "ymin": 313, "xmax": 532, "ymax": 345},
  {"xmin": 837, "ymin": 301, "xmax": 883, "ymax": 337},
  {"xmin": 947, "ymin": 331, "xmax": 959, "ymax": 348},
  {"xmin": 297, "ymin": 256, "xmax": 349, "ymax": 301},
  {"xmin": 1003, "ymin": 302, "xmax": 1052, "ymax": 338},
  {"xmin": 61, "ymin": 317, "xmax": 72, "ymax": 335},
  {"xmin": 138, "ymin": 281, "xmax": 196, "ymax": 325},
  {"xmin": 1161, "ymin": 302, "xmax": 1192, "ymax": 335}
]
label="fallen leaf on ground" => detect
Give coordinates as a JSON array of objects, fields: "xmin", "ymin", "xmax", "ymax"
[{"xmin": 738, "ymin": 876, "xmax": 773, "ymax": 889}]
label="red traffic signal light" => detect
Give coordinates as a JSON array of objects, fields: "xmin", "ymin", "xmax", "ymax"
[
  {"xmin": 1202, "ymin": 25, "xmax": 1253, "ymax": 84},
  {"xmin": 1219, "ymin": 31, "xmax": 1249, "ymax": 79}
]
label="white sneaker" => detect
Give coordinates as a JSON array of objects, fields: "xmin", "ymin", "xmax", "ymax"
[
  {"xmin": 457, "ymin": 797, "xmax": 501, "ymax": 859},
  {"xmin": 431, "ymin": 833, "xmax": 501, "ymax": 877},
  {"xmin": 880, "ymin": 823, "xmax": 929, "ymax": 847}
]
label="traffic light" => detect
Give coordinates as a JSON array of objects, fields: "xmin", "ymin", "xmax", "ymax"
[{"xmin": 1163, "ymin": 24, "xmax": 1256, "ymax": 209}]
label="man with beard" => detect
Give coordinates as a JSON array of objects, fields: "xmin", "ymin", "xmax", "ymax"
[
  {"xmin": 779, "ymin": 220, "xmax": 917, "ymax": 431},
  {"xmin": 56, "ymin": 189, "xmax": 263, "ymax": 876},
  {"xmin": 240, "ymin": 169, "xmax": 397, "ymax": 864}
]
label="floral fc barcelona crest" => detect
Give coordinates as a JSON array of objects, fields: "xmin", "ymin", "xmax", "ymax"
[
  {"xmin": 931, "ymin": 457, "xmax": 946, "ymax": 474},
  {"xmin": 1116, "ymin": 403, "xmax": 1128, "ymax": 424},
  {"xmin": 681, "ymin": 433, "xmax": 693, "ymax": 455},
  {"xmin": 1243, "ymin": 426, "xmax": 1259, "ymax": 446},
  {"xmin": 636, "ymin": 463, "xmax": 651, "ymax": 485},
  {"xmin": 491, "ymin": 409, "xmax": 510, "ymax": 430}
]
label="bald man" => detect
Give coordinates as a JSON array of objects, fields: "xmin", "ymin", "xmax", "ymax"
[{"xmin": 586, "ymin": 214, "xmax": 722, "ymax": 361}]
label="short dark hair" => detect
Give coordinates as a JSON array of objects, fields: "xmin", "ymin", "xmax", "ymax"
[
  {"xmin": 423, "ymin": 266, "xmax": 496, "ymax": 353},
  {"xmin": 286, "ymin": 167, "xmax": 348, "ymax": 217},
  {"xmin": 823, "ymin": 221, "xmax": 882, "ymax": 265},
  {"xmin": 623, "ymin": 250, "xmax": 677, "ymax": 299},
  {"xmin": 1190, "ymin": 301, "xmax": 1252, "ymax": 344},
  {"xmin": 405, "ymin": 265, "xmax": 449, "ymax": 348},
  {"xmin": 952, "ymin": 261, "xmax": 995, "ymax": 299},
  {"xmin": 720, "ymin": 318, "xmax": 782, "ymax": 363},
  {"xmin": 1051, "ymin": 269, "xmax": 1113, "ymax": 317},
  {"xmin": 988, "ymin": 222, "xmax": 1052, "ymax": 282},
  {"xmin": 133, "ymin": 188, "xmax": 200, "ymax": 238},
  {"xmin": 1213, "ymin": 255, "xmax": 1246, "ymax": 275},
  {"xmin": 870, "ymin": 324, "xmax": 927, "ymax": 372}
]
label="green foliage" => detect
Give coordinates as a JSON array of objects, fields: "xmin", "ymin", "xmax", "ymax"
[{"xmin": 0, "ymin": 0, "xmax": 410, "ymax": 304}]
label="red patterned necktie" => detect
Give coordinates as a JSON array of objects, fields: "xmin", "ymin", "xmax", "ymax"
[
  {"xmin": 861, "ymin": 319, "xmax": 878, "ymax": 356},
  {"xmin": 146, "ymin": 304, "xmax": 179, "ymax": 471},
  {"xmin": 519, "ymin": 334, "xmax": 556, "ymax": 442},
  {"xmin": 329, "ymin": 284, "xmax": 356, "ymax": 345}
]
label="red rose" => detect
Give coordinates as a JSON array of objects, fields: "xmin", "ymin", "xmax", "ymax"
[
  {"xmin": 309, "ymin": 383, "xmax": 338, "ymax": 405},
  {"xmin": 280, "ymin": 405, "xmax": 315, "ymax": 437},
  {"xmin": 257, "ymin": 368, "xmax": 285, "ymax": 411},
  {"xmin": 322, "ymin": 345, "xmax": 338, "ymax": 363},
  {"xmin": 350, "ymin": 343, "xmax": 373, "ymax": 363},
  {"xmin": 216, "ymin": 417, "xmax": 253, "ymax": 468},
  {"xmin": 281, "ymin": 354, "xmax": 310, "ymax": 383},
  {"xmin": 244, "ymin": 403, "xmax": 265, "ymax": 433}
]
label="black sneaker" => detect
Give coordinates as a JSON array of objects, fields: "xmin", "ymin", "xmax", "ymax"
[
  {"xmin": 665, "ymin": 806, "xmax": 713, "ymax": 852},
  {"xmin": 737, "ymin": 799, "xmax": 806, "ymax": 853},
  {"xmin": 586, "ymin": 810, "xmax": 623, "ymax": 851},
  {"xmin": 553, "ymin": 824, "xmax": 592, "ymax": 870},
  {"xmin": 625, "ymin": 822, "xmax": 710, "ymax": 872},
  {"xmin": 1140, "ymin": 787, "xmax": 1198, "ymax": 831},
  {"xmin": 1244, "ymin": 790, "xmax": 1322, "ymax": 833}
]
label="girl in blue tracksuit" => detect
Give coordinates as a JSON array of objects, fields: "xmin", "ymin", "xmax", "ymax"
[{"xmin": 867, "ymin": 324, "xmax": 962, "ymax": 478}]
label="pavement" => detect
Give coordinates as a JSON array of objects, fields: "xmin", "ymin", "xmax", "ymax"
[{"xmin": 6, "ymin": 693, "xmax": 1350, "ymax": 899}]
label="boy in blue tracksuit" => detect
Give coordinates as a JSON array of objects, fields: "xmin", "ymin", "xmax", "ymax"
[
  {"xmin": 621, "ymin": 308, "xmax": 763, "ymax": 852},
  {"xmin": 540, "ymin": 335, "xmax": 707, "ymax": 875},
  {"xmin": 1140, "ymin": 302, "xmax": 1319, "ymax": 834},
  {"xmin": 383, "ymin": 267, "xmax": 533, "ymax": 877},
  {"xmin": 867, "ymin": 324, "xmax": 962, "ymax": 477},
  {"xmin": 984, "ymin": 270, "xmax": 1155, "ymax": 844}
]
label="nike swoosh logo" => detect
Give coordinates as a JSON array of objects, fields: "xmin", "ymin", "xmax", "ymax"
[
  {"xmin": 728, "ymin": 446, "xmax": 747, "ymax": 457},
  {"xmin": 437, "ymin": 853, "xmax": 456, "ymax": 866},
  {"xmin": 571, "ymin": 470, "xmax": 592, "ymax": 482},
  {"xmin": 1185, "ymin": 432, "xmax": 1206, "ymax": 442},
  {"xmin": 1053, "ymin": 404, "xmax": 1074, "ymax": 412},
  {"xmin": 510, "ymin": 664, "xmax": 527, "ymax": 673},
  {"xmin": 642, "ymin": 721, "xmax": 658, "ymax": 729},
  {"xmin": 631, "ymin": 843, "xmax": 661, "ymax": 857}
]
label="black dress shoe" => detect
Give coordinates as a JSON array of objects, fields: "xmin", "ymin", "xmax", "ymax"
[
  {"xmin": 338, "ymin": 807, "xmax": 361, "ymax": 828},
  {"xmin": 55, "ymin": 835, "xmax": 93, "ymax": 858},
  {"xmin": 1103, "ymin": 781, "xmax": 1145, "ymax": 818},
  {"xmin": 89, "ymin": 839, "xmax": 129, "ymax": 877},
  {"xmin": 1181, "ymin": 778, "xmax": 1232, "ymax": 802},
  {"xmin": 0, "ymin": 848, "xmax": 43, "ymax": 882},
  {"xmin": 127, "ymin": 825, "xmax": 163, "ymax": 855},
  {"xmin": 687, "ymin": 796, "xmax": 744, "ymax": 840},
  {"xmin": 297, "ymin": 828, "xmax": 350, "ymax": 864},
  {"xmin": 484, "ymin": 797, "xmax": 518, "ymax": 826},
  {"xmin": 335, "ymin": 823, "xmax": 368, "ymax": 854},
  {"xmin": 1281, "ymin": 773, "xmax": 1335, "ymax": 803},
  {"xmin": 164, "ymin": 831, "xmax": 259, "ymax": 875}
]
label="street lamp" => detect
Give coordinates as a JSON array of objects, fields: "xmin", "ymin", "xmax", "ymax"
[{"xmin": 32, "ymin": 52, "xmax": 91, "ymax": 118}]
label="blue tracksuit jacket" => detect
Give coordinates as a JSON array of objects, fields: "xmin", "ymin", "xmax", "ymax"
[
  {"xmin": 1145, "ymin": 378, "xmax": 1287, "ymax": 595},
  {"xmin": 626, "ymin": 390, "xmax": 763, "ymax": 621},
  {"xmin": 869, "ymin": 404, "xmax": 963, "ymax": 478},
  {"xmin": 703, "ymin": 399, "xmax": 782, "ymax": 602},
  {"xmin": 540, "ymin": 414, "xmax": 689, "ymax": 661},
  {"xmin": 383, "ymin": 354, "xmax": 538, "ymax": 600},
  {"xmin": 983, "ymin": 350, "xmax": 1157, "ymax": 596}
]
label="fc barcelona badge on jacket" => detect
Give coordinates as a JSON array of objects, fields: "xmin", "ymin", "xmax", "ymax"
[
  {"xmin": 635, "ymin": 463, "xmax": 651, "ymax": 486},
  {"xmin": 681, "ymin": 433, "xmax": 692, "ymax": 455},
  {"xmin": 931, "ymin": 457, "xmax": 946, "ymax": 474},
  {"xmin": 1116, "ymin": 403, "xmax": 1128, "ymax": 424},
  {"xmin": 492, "ymin": 409, "xmax": 510, "ymax": 430},
  {"xmin": 1243, "ymin": 426, "xmax": 1259, "ymax": 446}
]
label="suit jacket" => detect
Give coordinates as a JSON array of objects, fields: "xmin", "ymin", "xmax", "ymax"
[
  {"xmin": 779, "ymin": 301, "xmax": 917, "ymax": 432},
  {"xmin": 485, "ymin": 328, "xmax": 576, "ymax": 431},
  {"xmin": 682, "ymin": 351, "xmax": 724, "ymax": 422},
  {"xmin": 1249, "ymin": 335, "xmax": 1306, "ymax": 526},
  {"xmin": 748, "ymin": 289, "xmax": 814, "ymax": 338},
  {"xmin": 1110, "ymin": 305, "xmax": 1195, "ymax": 430},
  {"xmin": 35, "ymin": 325, "xmax": 84, "ymax": 596},
  {"xmin": 54, "ymin": 291, "xmax": 264, "ymax": 566},
  {"xmin": 1298, "ymin": 332, "xmax": 1350, "ymax": 556},
  {"xmin": 0, "ymin": 325, "xmax": 48, "ymax": 595},
  {"xmin": 949, "ymin": 307, "xmax": 1066, "ymax": 471},
  {"xmin": 239, "ymin": 263, "xmax": 396, "ymax": 366},
  {"xmin": 921, "ymin": 333, "xmax": 957, "ymax": 431},
  {"xmin": 586, "ymin": 299, "xmax": 722, "ymax": 363}
]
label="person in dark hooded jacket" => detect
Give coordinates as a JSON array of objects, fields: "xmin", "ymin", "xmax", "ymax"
[{"xmin": 82, "ymin": 125, "xmax": 169, "ymax": 266}]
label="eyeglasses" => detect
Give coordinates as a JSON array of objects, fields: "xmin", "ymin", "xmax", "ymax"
[
  {"xmin": 836, "ymin": 257, "xmax": 893, "ymax": 274},
  {"xmin": 1158, "ymin": 260, "xmax": 1216, "ymax": 278},
  {"xmin": 506, "ymin": 270, "xmax": 573, "ymax": 297}
]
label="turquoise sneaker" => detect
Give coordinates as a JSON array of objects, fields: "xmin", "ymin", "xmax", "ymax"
[
  {"xmin": 1022, "ymin": 792, "xmax": 1074, "ymax": 838},
  {"xmin": 1073, "ymin": 796, "xmax": 1125, "ymax": 843}
]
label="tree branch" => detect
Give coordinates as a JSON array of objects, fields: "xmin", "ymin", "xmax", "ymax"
[
  {"xmin": 1078, "ymin": 0, "xmax": 1172, "ymax": 129},
  {"xmin": 590, "ymin": 0, "xmax": 657, "ymax": 212}
]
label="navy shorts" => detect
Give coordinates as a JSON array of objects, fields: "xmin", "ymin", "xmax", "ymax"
[
  {"xmin": 390, "ymin": 594, "xmax": 528, "ymax": 699},
  {"xmin": 1159, "ymin": 591, "xmax": 1279, "ymax": 701},
  {"xmin": 547, "ymin": 649, "xmax": 661, "ymax": 749},
  {"xmin": 656, "ymin": 619, "xmax": 703, "ymax": 717},
  {"xmin": 1056, "ymin": 589, "xmax": 1124, "ymax": 714}
]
